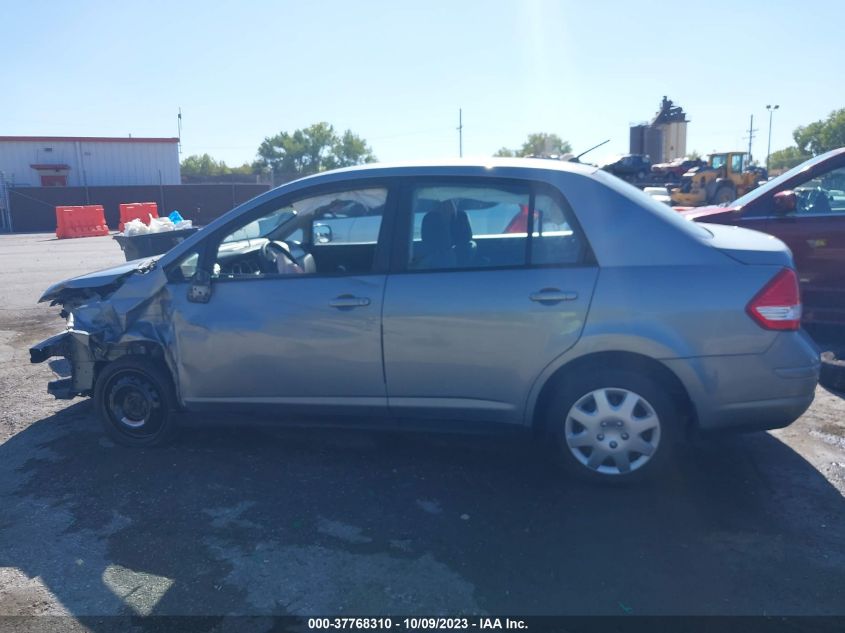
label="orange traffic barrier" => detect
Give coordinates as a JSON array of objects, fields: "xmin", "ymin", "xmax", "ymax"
[
  {"xmin": 55, "ymin": 206, "xmax": 79, "ymax": 239},
  {"xmin": 118, "ymin": 201, "xmax": 158, "ymax": 232},
  {"xmin": 55, "ymin": 205, "xmax": 109, "ymax": 239}
]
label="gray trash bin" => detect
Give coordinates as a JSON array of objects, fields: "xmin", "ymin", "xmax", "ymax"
[{"xmin": 113, "ymin": 228, "xmax": 199, "ymax": 262}]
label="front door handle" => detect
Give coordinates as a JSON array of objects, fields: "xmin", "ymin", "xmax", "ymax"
[
  {"xmin": 529, "ymin": 288, "xmax": 578, "ymax": 305},
  {"xmin": 329, "ymin": 294, "xmax": 371, "ymax": 308}
]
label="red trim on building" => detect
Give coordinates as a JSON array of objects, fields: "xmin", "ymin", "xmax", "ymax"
[
  {"xmin": 0, "ymin": 136, "xmax": 179, "ymax": 144},
  {"xmin": 40, "ymin": 174, "xmax": 68, "ymax": 187},
  {"xmin": 30, "ymin": 163, "xmax": 71, "ymax": 170}
]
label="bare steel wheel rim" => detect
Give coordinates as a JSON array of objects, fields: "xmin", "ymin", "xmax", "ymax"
[
  {"xmin": 564, "ymin": 387, "xmax": 661, "ymax": 476},
  {"xmin": 105, "ymin": 372, "xmax": 164, "ymax": 438}
]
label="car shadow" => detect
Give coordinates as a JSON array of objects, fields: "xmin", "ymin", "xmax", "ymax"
[
  {"xmin": 822, "ymin": 386, "xmax": 845, "ymax": 400},
  {"xmin": 1, "ymin": 401, "xmax": 845, "ymax": 625}
]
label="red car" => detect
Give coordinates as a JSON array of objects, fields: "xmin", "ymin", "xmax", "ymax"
[
  {"xmin": 652, "ymin": 157, "xmax": 706, "ymax": 181},
  {"xmin": 677, "ymin": 147, "xmax": 845, "ymax": 325}
]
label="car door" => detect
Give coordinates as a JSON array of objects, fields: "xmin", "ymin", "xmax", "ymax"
[
  {"xmin": 167, "ymin": 183, "xmax": 395, "ymax": 420},
  {"xmin": 728, "ymin": 204, "xmax": 772, "ymax": 237},
  {"xmin": 764, "ymin": 165, "xmax": 845, "ymax": 323},
  {"xmin": 761, "ymin": 164, "xmax": 845, "ymax": 287},
  {"xmin": 381, "ymin": 177, "xmax": 598, "ymax": 427}
]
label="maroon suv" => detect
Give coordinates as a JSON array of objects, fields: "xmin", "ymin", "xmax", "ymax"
[{"xmin": 677, "ymin": 148, "xmax": 845, "ymax": 325}]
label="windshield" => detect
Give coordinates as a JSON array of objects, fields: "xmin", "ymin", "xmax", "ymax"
[
  {"xmin": 732, "ymin": 150, "xmax": 841, "ymax": 207},
  {"xmin": 220, "ymin": 209, "xmax": 296, "ymax": 243}
]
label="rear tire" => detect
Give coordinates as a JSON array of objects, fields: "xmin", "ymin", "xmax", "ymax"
[
  {"xmin": 820, "ymin": 351, "xmax": 845, "ymax": 392},
  {"xmin": 712, "ymin": 185, "xmax": 736, "ymax": 204},
  {"xmin": 545, "ymin": 369, "xmax": 682, "ymax": 484},
  {"xmin": 94, "ymin": 356, "xmax": 179, "ymax": 447}
]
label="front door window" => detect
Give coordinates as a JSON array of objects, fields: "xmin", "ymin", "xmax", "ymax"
[
  {"xmin": 795, "ymin": 166, "xmax": 845, "ymax": 215},
  {"xmin": 212, "ymin": 188, "xmax": 387, "ymax": 278}
]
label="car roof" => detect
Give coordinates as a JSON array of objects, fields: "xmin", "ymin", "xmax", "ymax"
[{"xmin": 285, "ymin": 157, "xmax": 599, "ymax": 186}]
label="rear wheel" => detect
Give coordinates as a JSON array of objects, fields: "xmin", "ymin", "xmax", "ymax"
[
  {"xmin": 712, "ymin": 184, "xmax": 736, "ymax": 204},
  {"xmin": 820, "ymin": 351, "xmax": 845, "ymax": 392},
  {"xmin": 546, "ymin": 369, "xmax": 682, "ymax": 483},
  {"xmin": 94, "ymin": 356, "xmax": 178, "ymax": 447}
]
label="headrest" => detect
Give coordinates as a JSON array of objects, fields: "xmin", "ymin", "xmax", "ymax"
[
  {"xmin": 451, "ymin": 210, "xmax": 473, "ymax": 243},
  {"xmin": 421, "ymin": 205, "xmax": 453, "ymax": 250}
]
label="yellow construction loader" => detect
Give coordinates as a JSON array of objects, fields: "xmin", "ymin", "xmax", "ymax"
[{"xmin": 669, "ymin": 152, "xmax": 761, "ymax": 206}]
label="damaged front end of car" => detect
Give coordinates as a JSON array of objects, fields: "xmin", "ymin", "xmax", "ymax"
[{"xmin": 29, "ymin": 258, "xmax": 176, "ymax": 400}]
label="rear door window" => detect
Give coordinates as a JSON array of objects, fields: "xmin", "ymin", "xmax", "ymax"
[
  {"xmin": 530, "ymin": 192, "xmax": 585, "ymax": 265},
  {"xmin": 402, "ymin": 179, "xmax": 588, "ymax": 271},
  {"xmin": 407, "ymin": 184, "xmax": 529, "ymax": 270}
]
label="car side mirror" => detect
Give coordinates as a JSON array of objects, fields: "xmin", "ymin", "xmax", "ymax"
[
  {"xmin": 773, "ymin": 190, "xmax": 797, "ymax": 215},
  {"xmin": 314, "ymin": 223, "xmax": 333, "ymax": 244},
  {"xmin": 187, "ymin": 269, "xmax": 212, "ymax": 303}
]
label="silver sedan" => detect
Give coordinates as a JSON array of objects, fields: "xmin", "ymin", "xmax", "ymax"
[{"xmin": 30, "ymin": 159, "xmax": 820, "ymax": 482}]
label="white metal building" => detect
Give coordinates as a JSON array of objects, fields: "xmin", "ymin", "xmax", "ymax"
[{"xmin": 0, "ymin": 136, "xmax": 180, "ymax": 187}]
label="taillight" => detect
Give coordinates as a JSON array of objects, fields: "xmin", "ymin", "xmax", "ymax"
[{"xmin": 746, "ymin": 268, "xmax": 802, "ymax": 331}]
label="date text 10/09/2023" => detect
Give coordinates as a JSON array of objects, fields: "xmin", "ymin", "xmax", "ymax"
[{"xmin": 307, "ymin": 618, "xmax": 528, "ymax": 630}]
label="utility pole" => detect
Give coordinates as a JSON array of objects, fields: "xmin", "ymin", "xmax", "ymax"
[
  {"xmin": 177, "ymin": 107, "xmax": 183, "ymax": 155},
  {"xmin": 766, "ymin": 104, "xmax": 779, "ymax": 172},
  {"xmin": 745, "ymin": 114, "xmax": 758, "ymax": 163},
  {"xmin": 457, "ymin": 108, "xmax": 463, "ymax": 157}
]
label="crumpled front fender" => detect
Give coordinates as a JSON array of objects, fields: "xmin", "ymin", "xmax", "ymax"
[{"xmin": 31, "ymin": 267, "xmax": 179, "ymax": 400}]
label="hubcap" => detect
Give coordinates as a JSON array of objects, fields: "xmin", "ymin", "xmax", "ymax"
[{"xmin": 564, "ymin": 387, "xmax": 661, "ymax": 476}]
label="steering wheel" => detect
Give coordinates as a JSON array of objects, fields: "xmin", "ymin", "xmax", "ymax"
[
  {"xmin": 795, "ymin": 189, "xmax": 812, "ymax": 213},
  {"xmin": 260, "ymin": 240, "xmax": 300, "ymax": 269},
  {"xmin": 804, "ymin": 188, "xmax": 832, "ymax": 214}
]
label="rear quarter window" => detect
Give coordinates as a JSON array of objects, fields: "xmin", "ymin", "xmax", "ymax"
[{"xmin": 592, "ymin": 169, "xmax": 713, "ymax": 239}]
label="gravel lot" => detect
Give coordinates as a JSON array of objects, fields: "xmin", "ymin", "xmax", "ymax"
[{"xmin": 0, "ymin": 233, "xmax": 844, "ymax": 621}]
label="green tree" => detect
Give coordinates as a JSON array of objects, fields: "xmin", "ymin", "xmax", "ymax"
[
  {"xmin": 254, "ymin": 122, "xmax": 376, "ymax": 179},
  {"xmin": 494, "ymin": 133, "xmax": 572, "ymax": 158},
  {"xmin": 687, "ymin": 150, "xmax": 702, "ymax": 161},
  {"xmin": 181, "ymin": 153, "xmax": 223, "ymax": 177},
  {"xmin": 326, "ymin": 130, "xmax": 377, "ymax": 170},
  {"xmin": 759, "ymin": 108, "xmax": 845, "ymax": 172},
  {"xmin": 768, "ymin": 146, "xmax": 811, "ymax": 171},
  {"xmin": 180, "ymin": 153, "xmax": 252, "ymax": 178},
  {"xmin": 793, "ymin": 108, "xmax": 845, "ymax": 155}
]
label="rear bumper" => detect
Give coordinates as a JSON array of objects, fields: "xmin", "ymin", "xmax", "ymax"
[
  {"xmin": 664, "ymin": 330, "xmax": 820, "ymax": 433},
  {"xmin": 695, "ymin": 393, "xmax": 815, "ymax": 433}
]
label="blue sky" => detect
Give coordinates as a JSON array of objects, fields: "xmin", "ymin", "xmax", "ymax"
[{"xmin": 2, "ymin": 0, "xmax": 842, "ymax": 166}]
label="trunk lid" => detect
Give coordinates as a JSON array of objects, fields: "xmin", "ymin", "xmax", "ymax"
[
  {"xmin": 700, "ymin": 222, "xmax": 794, "ymax": 267},
  {"xmin": 676, "ymin": 204, "xmax": 740, "ymax": 222}
]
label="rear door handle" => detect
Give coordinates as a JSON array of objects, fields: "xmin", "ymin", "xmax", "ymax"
[
  {"xmin": 529, "ymin": 289, "xmax": 578, "ymax": 304},
  {"xmin": 329, "ymin": 294, "xmax": 371, "ymax": 308}
]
